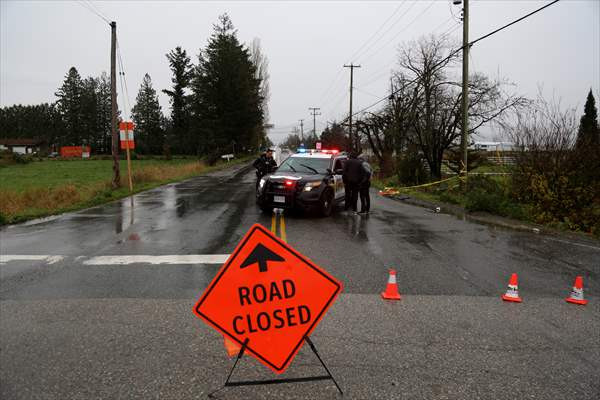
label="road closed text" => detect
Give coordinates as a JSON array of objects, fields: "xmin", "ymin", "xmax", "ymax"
[{"xmin": 232, "ymin": 279, "xmax": 311, "ymax": 334}]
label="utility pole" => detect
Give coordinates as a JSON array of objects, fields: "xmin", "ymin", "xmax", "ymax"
[
  {"xmin": 344, "ymin": 64, "xmax": 360, "ymax": 152},
  {"xmin": 298, "ymin": 119, "xmax": 304, "ymax": 142},
  {"xmin": 308, "ymin": 107, "xmax": 321, "ymax": 138},
  {"xmin": 459, "ymin": 0, "xmax": 469, "ymax": 181},
  {"xmin": 110, "ymin": 21, "xmax": 120, "ymax": 189}
]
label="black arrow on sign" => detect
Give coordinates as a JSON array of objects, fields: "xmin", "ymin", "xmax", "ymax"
[{"xmin": 239, "ymin": 243, "xmax": 285, "ymax": 273}]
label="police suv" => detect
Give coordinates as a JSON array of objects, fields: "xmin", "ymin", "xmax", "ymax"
[{"xmin": 256, "ymin": 149, "xmax": 347, "ymax": 216}]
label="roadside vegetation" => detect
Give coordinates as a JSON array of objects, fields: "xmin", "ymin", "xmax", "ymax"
[
  {"xmin": 373, "ymin": 90, "xmax": 600, "ymax": 237},
  {"xmin": 0, "ymin": 156, "xmax": 252, "ymax": 224},
  {"xmin": 281, "ymin": 34, "xmax": 599, "ymax": 237}
]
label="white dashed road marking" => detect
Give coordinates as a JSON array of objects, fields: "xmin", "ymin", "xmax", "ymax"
[
  {"xmin": 82, "ymin": 255, "xmax": 230, "ymax": 265},
  {"xmin": 1, "ymin": 255, "xmax": 229, "ymax": 266},
  {"xmin": 0, "ymin": 255, "xmax": 65, "ymax": 264}
]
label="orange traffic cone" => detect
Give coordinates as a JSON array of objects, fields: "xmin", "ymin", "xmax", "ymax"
[
  {"xmin": 501, "ymin": 273, "xmax": 522, "ymax": 303},
  {"xmin": 565, "ymin": 276, "xmax": 588, "ymax": 305},
  {"xmin": 381, "ymin": 269, "xmax": 402, "ymax": 300},
  {"xmin": 223, "ymin": 335, "xmax": 241, "ymax": 357}
]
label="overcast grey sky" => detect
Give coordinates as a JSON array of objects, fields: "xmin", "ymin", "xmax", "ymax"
[{"xmin": 1, "ymin": 0, "xmax": 599, "ymax": 143}]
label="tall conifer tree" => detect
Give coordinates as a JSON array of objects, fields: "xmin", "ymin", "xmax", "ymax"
[
  {"xmin": 191, "ymin": 14, "xmax": 263, "ymax": 162},
  {"xmin": 55, "ymin": 67, "xmax": 84, "ymax": 145},
  {"xmin": 577, "ymin": 89, "xmax": 599, "ymax": 148},
  {"xmin": 163, "ymin": 47, "xmax": 192, "ymax": 154},
  {"xmin": 132, "ymin": 74, "xmax": 164, "ymax": 154}
]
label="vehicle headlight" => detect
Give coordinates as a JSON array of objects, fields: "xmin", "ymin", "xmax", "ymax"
[
  {"xmin": 259, "ymin": 177, "xmax": 267, "ymax": 189},
  {"xmin": 303, "ymin": 181, "xmax": 322, "ymax": 191}
]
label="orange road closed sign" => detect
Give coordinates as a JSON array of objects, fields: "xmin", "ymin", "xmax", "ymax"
[{"xmin": 194, "ymin": 224, "xmax": 342, "ymax": 374}]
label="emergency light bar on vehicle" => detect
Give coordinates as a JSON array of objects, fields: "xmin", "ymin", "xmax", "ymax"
[{"xmin": 295, "ymin": 148, "xmax": 340, "ymax": 155}]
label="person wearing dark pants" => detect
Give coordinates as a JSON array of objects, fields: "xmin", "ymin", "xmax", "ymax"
[
  {"xmin": 359, "ymin": 158, "xmax": 372, "ymax": 214},
  {"xmin": 253, "ymin": 149, "xmax": 277, "ymax": 191},
  {"xmin": 342, "ymin": 152, "xmax": 365, "ymax": 213}
]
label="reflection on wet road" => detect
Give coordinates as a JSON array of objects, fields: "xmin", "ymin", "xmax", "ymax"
[{"xmin": 1, "ymin": 162, "xmax": 598, "ymax": 300}]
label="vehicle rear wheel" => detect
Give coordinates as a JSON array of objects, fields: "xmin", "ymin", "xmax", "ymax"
[{"xmin": 319, "ymin": 189, "xmax": 334, "ymax": 217}]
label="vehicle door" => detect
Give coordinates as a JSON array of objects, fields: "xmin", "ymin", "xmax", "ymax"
[{"xmin": 331, "ymin": 157, "xmax": 346, "ymax": 200}]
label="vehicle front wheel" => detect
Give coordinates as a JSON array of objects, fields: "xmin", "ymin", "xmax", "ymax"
[{"xmin": 319, "ymin": 189, "xmax": 334, "ymax": 217}]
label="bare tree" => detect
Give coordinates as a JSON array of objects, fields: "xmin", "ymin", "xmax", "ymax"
[
  {"xmin": 397, "ymin": 35, "xmax": 525, "ymax": 180},
  {"xmin": 355, "ymin": 111, "xmax": 394, "ymax": 175},
  {"xmin": 250, "ymin": 38, "xmax": 270, "ymax": 123},
  {"xmin": 355, "ymin": 73, "xmax": 418, "ymax": 176}
]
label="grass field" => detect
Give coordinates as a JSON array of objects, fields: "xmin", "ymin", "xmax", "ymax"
[
  {"xmin": 0, "ymin": 159, "xmax": 194, "ymax": 192},
  {"xmin": 0, "ymin": 157, "xmax": 251, "ymax": 224}
]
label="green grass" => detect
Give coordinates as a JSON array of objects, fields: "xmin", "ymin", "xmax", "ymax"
[
  {"xmin": 0, "ymin": 156, "xmax": 253, "ymax": 224},
  {"xmin": 0, "ymin": 159, "xmax": 192, "ymax": 192}
]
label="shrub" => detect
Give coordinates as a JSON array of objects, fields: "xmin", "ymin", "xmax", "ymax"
[
  {"xmin": 504, "ymin": 92, "xmax": 600, "ymax": 235},
  {"xmin": 396, "ymin": 153, "xmax": 428, "ymax": 186},
  {"xmin": 464, "ymin": 175, "xmax": 527, "ymax": 220},
  {"xmin": 12, "ymin": 153, "xmax": 33, "ymax": 164}
]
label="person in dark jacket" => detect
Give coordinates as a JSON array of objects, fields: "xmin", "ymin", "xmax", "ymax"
[
  {"xmin": 342, "ymin": 151, "xmax": 365, "ymax": 213},
  {"xmin": 253, "ymin": 149, "xmax": 277, "ymax": 189},
  {"xmin": 358, "ymin": 157, "xmax": 372, "ymax": 214}
]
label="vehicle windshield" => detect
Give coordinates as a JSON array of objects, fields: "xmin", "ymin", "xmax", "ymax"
[{"xmin": 276, "ymin": 156, "xmax": 330, "ymax": 174}]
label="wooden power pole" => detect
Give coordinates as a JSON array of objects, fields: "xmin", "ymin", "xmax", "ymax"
[
  {"xmin": 308, "ymin": 107, "xmax": 321, "ymax": 138},
  {"xmin": 344, "ymin": 64, "xmax": 360, "ymax": 152},
  {"xmin": 110, "ymin": 21, "xmax": 120, "ymax": 189},
  {"xmin": 460, "ymin": 0, "xmax": 469, "ymax": 180}
]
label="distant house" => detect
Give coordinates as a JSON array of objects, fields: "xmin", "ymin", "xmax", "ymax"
[
  {"xmin": 0, "ymin": 138, "xmax": 47, "ymax": 154},
  {"xmin": 470, "ymin": 141, "xmax": 516, "ymax": 152}
]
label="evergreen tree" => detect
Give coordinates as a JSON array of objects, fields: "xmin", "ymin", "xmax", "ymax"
[
  {"xmin": 132, "ymin": 74, "xmax": 164, "ymax": 154},
  {"xmin": 163, "ymin": 47, "xmax": 192, "ymax": 154},
  {"xmin": 95, "ymin": 72, "xmax": 112, "ymax": 154},
  {"xmin": 191, "ymin": 14, "xmax": 263, "ymax": 162},
  {"xmin": 320, "ymin": 122, "xmax": 349, "ymax": 150},
  {"xmin": 577, "ymin": 89, "xmax": 599, "ymax": 148},
  {"xmin": 55, "ymin": 67, "xmax": 84, "ymax": 145},
  {"xmin": 80, "ymin": 76, "xmax": 99, "ymax": 149}
]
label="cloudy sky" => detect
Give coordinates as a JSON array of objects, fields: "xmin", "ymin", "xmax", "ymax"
[{"xmin": 1, "ymin": 0, "xmax": 599, "ymax": 143}]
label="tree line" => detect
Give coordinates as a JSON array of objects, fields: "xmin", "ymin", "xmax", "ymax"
[{"xmin": 0, "ymin": 14, "xmax": 268, "ymax": 162}]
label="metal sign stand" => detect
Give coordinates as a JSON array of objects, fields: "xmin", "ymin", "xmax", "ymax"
[{"xmin": 208, "ymin": 337, "xmax": 343, "ymax": 398}]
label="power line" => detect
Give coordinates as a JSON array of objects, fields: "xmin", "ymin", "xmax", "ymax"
[
  {"xmin": 116, "ymin": 39, "xmax": 133, "ymax": 121},
  {"xmin": 357, "ymin": 0, "xmax": 437, "ymax": 64},
  {"xmin": 319, "ymin": 1, "xmax": 412, "ymax": 108},
  {"xmin": 343, "ymin": 0, "xmax": 562, "ymax": 122},
  {"xmin": 335, "ymin": 0, "xmax": 439, "ymax": 103},
  {"xmin": 353, "ymin": 0, "xmax": 418, "ymax": 64},
  {"xmin": 84, "ymin": 0, "xmax": 111, "ymax": 21},
  {"xmin": 440, "ymin": 21, "xmax": 461, "ymax": 39},
  {"xmin": 354, "ymin": 86, "xmax": 384, "ymax": 99},
  {"xmin": 469, "ymin": 0, "xmax": 560, "ymax": 48},
  {"xmin": 319, "ymin": 69, "xmax": 346, "ymax": 107},
  {"xmin": 356, "ymin": 16, "xmax": 459, "ymax": 90},
  {"xmin": 77, "ymin": 0, "xmax": 110, "ymax": 24},
  {"xmin": 431, "ymin": 15, "xmax": 455, "ymax": 35},
  {"xmin": 347, "ymin": 0, "xmax": 409, "ymax": 63},
  {"xmin": 324, "ymin": 91, "xmax": 348, "ymax": 121}
]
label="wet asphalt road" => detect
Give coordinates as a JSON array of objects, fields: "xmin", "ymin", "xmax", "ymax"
[{"xmin": 1, "ymin": 163, "xmax": 599, "ymax": 399}]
